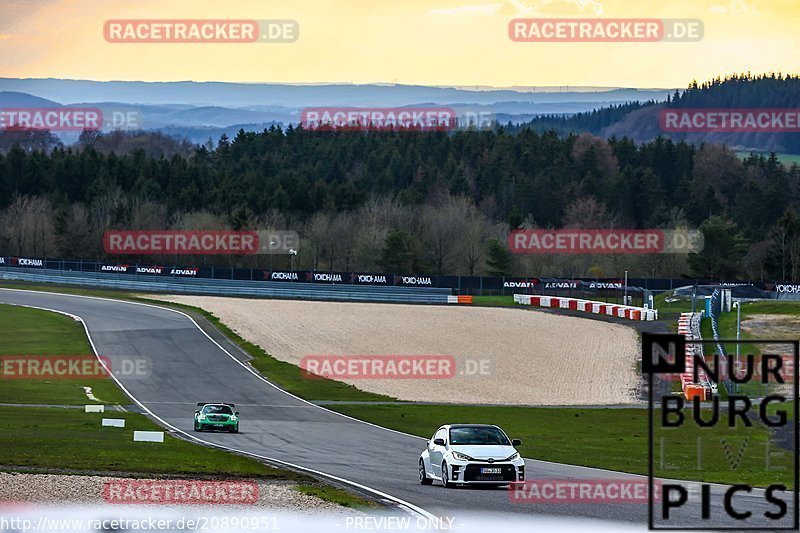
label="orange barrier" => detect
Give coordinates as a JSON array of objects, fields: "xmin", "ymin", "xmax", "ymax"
[
  {"xmin": 457, "ymin": 295, "xmax": 472, "ymax": 304},
  {"xmin": 684, "ymin": 385, "xmax": 706, "ymax": 401}
]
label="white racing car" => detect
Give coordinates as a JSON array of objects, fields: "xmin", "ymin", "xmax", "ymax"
[{"xmin": 419, "ymin": 424, "xmax": 525, "ymax": 488}]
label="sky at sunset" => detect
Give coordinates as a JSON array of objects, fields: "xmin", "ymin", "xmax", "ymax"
[{"xmin": 1, "ymin": 0, "xmax": 798, "ymax": 88}]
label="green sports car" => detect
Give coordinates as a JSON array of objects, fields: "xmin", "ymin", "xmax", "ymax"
[{"xmin": 194, "ymin": 402, "xmax": 239, "ymax": 433}]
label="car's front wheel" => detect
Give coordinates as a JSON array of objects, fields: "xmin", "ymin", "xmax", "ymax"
[
  {"xmin": 194, "ymin": 421, "xmax": 201, "ymax": 432},
  {"xmin": 419, "ymin": 460, "xmax": 432, "ymax": 485},
  {"xmin": 441, "ymin": 462, "xmax": 453, "ymax": 488}
]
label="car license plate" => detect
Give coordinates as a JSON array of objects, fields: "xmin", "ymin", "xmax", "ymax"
[{"xmin": 481, "ymin": 467, "xmax": 502, "ymax": 474}]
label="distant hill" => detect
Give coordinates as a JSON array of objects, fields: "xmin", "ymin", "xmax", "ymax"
[
  {"xmin": 517, "ymin": 74, "xmax": 800, "ymax": 154},
  {"xmin": 0, "ymin": 78, "xmax": 671, "ymax": 107},
  {"xmin": 0, "ymin": 78, "xmax": 673, "ymax": 144},
  {"xmin": 0, "ymin": 91, "xmax": 62, "ymax": 107}
]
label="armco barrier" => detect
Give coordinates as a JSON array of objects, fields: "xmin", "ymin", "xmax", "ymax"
[
  {"xmin": 514, "ymin": 294, "xmax": 657, "ymax": 321},
  {"xmin": 0, "ymin": 267, "xmax": 455, "ymax": 304},
  {"xmin": 677, "ymin": 311, "xmax": 713, "ymax": 399}
]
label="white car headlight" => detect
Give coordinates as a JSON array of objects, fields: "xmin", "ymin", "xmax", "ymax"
[
  {"xmin": 230, "ymin": 415, "xmax": 237, "ymax": 421},
  {"xmin": 452, "ymin": 451, "xmax": 474, "ymax": 461},
  {"xmin": 199, "ymin": 414, "xmax": 206, "ymax": 420},
  {"xmin": 504, "ymin": 452, "xmax": 519, "ymax": 461}
]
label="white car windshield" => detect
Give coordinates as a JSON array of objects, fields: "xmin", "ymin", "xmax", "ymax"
[
  {"xmin": 449, "ymin": 427, "xmax": 510, "ymax": 445},
  {"xmin": 203, "ymin": 405, "xmax": 233, "ymax": 415}
]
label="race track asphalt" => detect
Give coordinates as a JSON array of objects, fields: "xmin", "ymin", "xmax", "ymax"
[{"xmin": 0, "ymin": 289, "xmax": 793, "ymax": 529}]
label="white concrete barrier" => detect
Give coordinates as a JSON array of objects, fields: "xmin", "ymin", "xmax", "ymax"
[
  {"xmin": 133, "ymin": 431, "xmax": 164, "ymax": 443},
  {"xmin": 102, "ymin": 418, "xmax": 125, "ymax": 428},
  {"xmin": 84, "ymin": 405, "xmax": 104, "ymax": 413}
]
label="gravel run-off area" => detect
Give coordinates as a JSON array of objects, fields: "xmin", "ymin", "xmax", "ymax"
[
  {"xmin": 152, "ymin": 296, "xmax": 641, "ymax": 406},
  {"xmin": 0, "ymin": 472, "xmax": 358, "ymax": 514}
]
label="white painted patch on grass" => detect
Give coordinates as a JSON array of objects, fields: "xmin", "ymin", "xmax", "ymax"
[
  {"xmin": 102, "ymin": 418, "xmax": 125, "ymax": 428},
  {"xmin": 84, "ymin": 405, "xmax": 104, "ymax": 413},
  {"xmin": 82, "ymin": 386, "xmax": 100, "ymax": 402}
]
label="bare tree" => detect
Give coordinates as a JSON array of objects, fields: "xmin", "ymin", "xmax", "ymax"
[
  {"xmin": 571, "ymin": 133, "xmax": 619, "ymax": 180},
  {"xmin": 562, "ymin": 197, "xmax": 614, "ymax": 229},
  {"xmin": 304, "ymin": 212, "xmax": 332, "ymax": 271},
  {"xmin": 743, "ymin": 241, "xmax": 770, "ymax": 281},
  {"xmin": 420, "ymin": 197, "xmax": 471, "ymax": 275},
  {"xmin": 460, "ymin": 209, "xmax": 492, "ymax": 275},
  {"xmin": 56, "ymin": 204, "xmax": 95, "ymax": 259},
  {"xmin": 0, "ymin": 195, "xmax": 55, "ymax": 256}
]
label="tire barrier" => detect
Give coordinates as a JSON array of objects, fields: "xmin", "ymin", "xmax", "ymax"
[
  {"xmin": 512, "ymin": 294, "xmax": 657, "ymax": 321},
  {"xmin": 677, "ymin": 312, "xmax": 714, "ymax": 400},
  {"xmin": 446, "ymin": 295, "xmax": 473, "ymax": 304}
]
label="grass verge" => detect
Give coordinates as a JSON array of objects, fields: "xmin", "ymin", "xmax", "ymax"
[
  {"xmin": 0, "ymin": 304, "xmax": 129, "ymax": 405},
  {"xmin": 296, "ymin": 484, "xmax": 381, "ymax": 509},
  {"xmin": 327, "ymin": 404, "xmax": 794, "ymax": 488},
  {"xmin": 3, "ymin": 281, "xmax": 795, "ymax": 490},
  {"xmin": 0, "ymin": 407, "xmax": 296, "ymax": 479},
  {"xmin": 0, "ymin": 292, "xmax": 376, "ymax": 508},
  {"xmin": 471, "ymin": 295, "xmax": 515, "ymax": 307},
  {"xmin": 0, "ymin": 282, "xmax": 395, "ymax": 403}
]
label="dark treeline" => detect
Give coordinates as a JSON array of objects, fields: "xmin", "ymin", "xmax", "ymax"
[
  {"xmin": 668, "ymin": 72, "xmax": 800, "ymax": 109},
  {"xmin": 1, "ymin": 119, "xmax": 800, "ymax": 280},
  {"xmin": 514, "ymin": 73, "xmax": 800, "ymax": 154},
  {"xmin": 508, "ymin": 100, "xmax": 655, "ymax": 136}
]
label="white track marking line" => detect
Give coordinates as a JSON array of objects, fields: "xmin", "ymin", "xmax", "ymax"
[
  {"xmin": 82, "ymin": 386, "xmax": 99, "ymax": 402},
  {"xmin": 0, "ymin": 289, "xmax": 435, "ymax": 520},
  {"xmin": 0, "ymin": 290, "xmax": 425, "ymax": 441},
  {"xmin": 1, "ymin": 290, "xmax": 763, "ymax": 497}
]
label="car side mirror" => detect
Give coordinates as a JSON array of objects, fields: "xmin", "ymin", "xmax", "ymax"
[
  {"xmin": 512, "ymin": 439, "xmax": 522, "ymax": 446},
  {"xmin": 235, "ymin": 411, "xmax": 239, "ymax": 416},
  {"xmin": 433, "ymin": 438, "xmax": 445, "ymax": 446}
]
